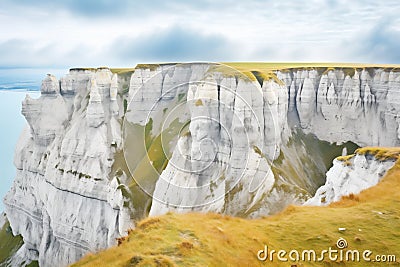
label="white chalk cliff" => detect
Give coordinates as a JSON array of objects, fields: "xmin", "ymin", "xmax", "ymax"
[
  {"xmin": 305, "ymin": 153, "xmax": 396, "ymax": 206},
  {"xmin": 3, "ymin": 63, "xmax": 400, "ymax": 266},
  {"xmin": 4, "ymin": 70, "xmax": 133, "ymax": 267}
]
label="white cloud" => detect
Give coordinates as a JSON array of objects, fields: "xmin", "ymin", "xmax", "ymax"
[{"xmin": 0, "ymin": 0, "xmax": 399, "ymax": 67}]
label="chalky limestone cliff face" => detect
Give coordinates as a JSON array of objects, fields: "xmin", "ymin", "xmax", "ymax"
[
  {"xmin": 305, "ymin": 152, "xmax": 396, "ymax": 206},
  {"xmin": 3, "ymin": 69, "xmax": 133, "ymax": 267},
  {"xmin": 3, "ymin": 63, "xmax": 400, "ymax": 266}
]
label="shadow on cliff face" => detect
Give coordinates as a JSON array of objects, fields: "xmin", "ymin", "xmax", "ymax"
[
  {"xmin": 264, "ymin": 128, "xmax": 359, "ymax": 216},
  {"xmin": 273, "ymin": 128, "xmax": 359, "ymax": 195}
]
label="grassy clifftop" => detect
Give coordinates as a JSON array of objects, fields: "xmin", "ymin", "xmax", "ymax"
[
  {"xmin": 70, "ymin": 62, "xmax": 400, "ymax": 75},
  {"xmin": 72, "ymin": 148, "xmax": 400, "ymax": 267},
  {"xmin": 69, "ymin": 62, "xmax": 400, "ymax": 89},
  {"xmin": 219, "ymin": 62, "xmax": 400, "ymax": 85}
]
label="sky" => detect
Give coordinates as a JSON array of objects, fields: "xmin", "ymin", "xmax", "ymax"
[
  {"xmin": 0, "ymin": 91, "xmax": 40, "ymax": 212},
  {"xmin": 0, "ymin": 0, "xmax": 399, "ymax": 68}
]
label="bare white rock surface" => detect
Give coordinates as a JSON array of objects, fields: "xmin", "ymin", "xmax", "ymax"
[
  {"xmin": 4, "ymin": 69, "xmax": 133, "ymax": 267},
  {"xmin": 305, "ymin": 154, "xmax": 396, "ymax": 206}
]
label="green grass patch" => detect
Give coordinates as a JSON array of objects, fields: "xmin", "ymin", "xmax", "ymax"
[
  {"xmin": 130, "ymin": 118, "xmax": 187, "ymax": 195},
  {"xmin": 0, "ymin": 219, "xmax": 24, "ymax": 265},
  {"xmin": 120, "ymin": 116, "xmax": 188, "ymax": 220},
  {"xmin": 26, "ymin": 261, "xmax": 39, "ymax": 267}
]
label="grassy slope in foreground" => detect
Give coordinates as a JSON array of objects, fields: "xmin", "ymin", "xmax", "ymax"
[{"xmin": 72, "ymin": 147, "xmax": 400, "ymax": 267}]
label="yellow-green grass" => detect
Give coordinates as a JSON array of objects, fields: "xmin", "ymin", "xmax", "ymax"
[
  {"xmin": 0, "ymin": 220, "xmax": 23, "ymax": 265},
  {"xmin": 68, "ymin": 63, "xmax": 173, "ymax": 76},
  {"xmin": 68, "ymin": 63, "xmax": 400, "ymax": 88},
  {"xmin": 336, "ymin": 154, "xmax": 356, "ymax": 162},
  {"xmin": 72, "ymin": 150, "xmax": 400, "ymax": 267},
  {"xmin": 70, "ymin": 63, "xmax": 400, "ymax": 73},
  {"xmin": 134, "ymin": 64, "xmax": 162, "ymax": 71},
  {"xmin": 117, "ymin": 116, "xmax": 189, "ymax": 220},
  {"xmin": 68, "ymin": 67, "xmax": 135, "ymax": 74},
  {"xmin": 337, "ymin": 147, "xmax": 400, "ymax": 167},
  {"xmin": 110, "ymin": 68, "xmax": 136, "ymax": 74},
  {"xmin": 133, "ymin": 63, "xmax": 179, "ymax": 71},
  {"xmin": 355, "ymin": 147, "xmax": 400, "ymax": 161},
  {"xmin": 208, "ymin": 64, "xmax": 285, "ymax": 85},
  {"xmin": 222, "ymin": 62, "xmax": 400, "ymax": 75},
  {"xmin": 217, "ymin": 62, "xmax": 400, "ymax": 86},
  {"xmin": 127, "ymin": 117, "xmax": 187, "ymax": 190}
]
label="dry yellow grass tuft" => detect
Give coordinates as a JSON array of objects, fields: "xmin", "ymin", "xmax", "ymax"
[
  {"xmin": 194, "ymin": 99, "xmax": 203, "ymax": 106},
  {"xmin": 137, "ymin": 217, "xmax": 161, "ymax": 230},
  {"xmin": 336, "ymin": 147, "xmax": 400, "ymax": 167},
  {"xmin": 336, "ymin": 154, "xmax": 355, "ymax": 162},
  {"xmin": 72, "ymin": 148, "xmax": 400, "ymax": 267},
  {"xmin": 355, "ymin": 147, "xmax": 400, "ymax": 161}
]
